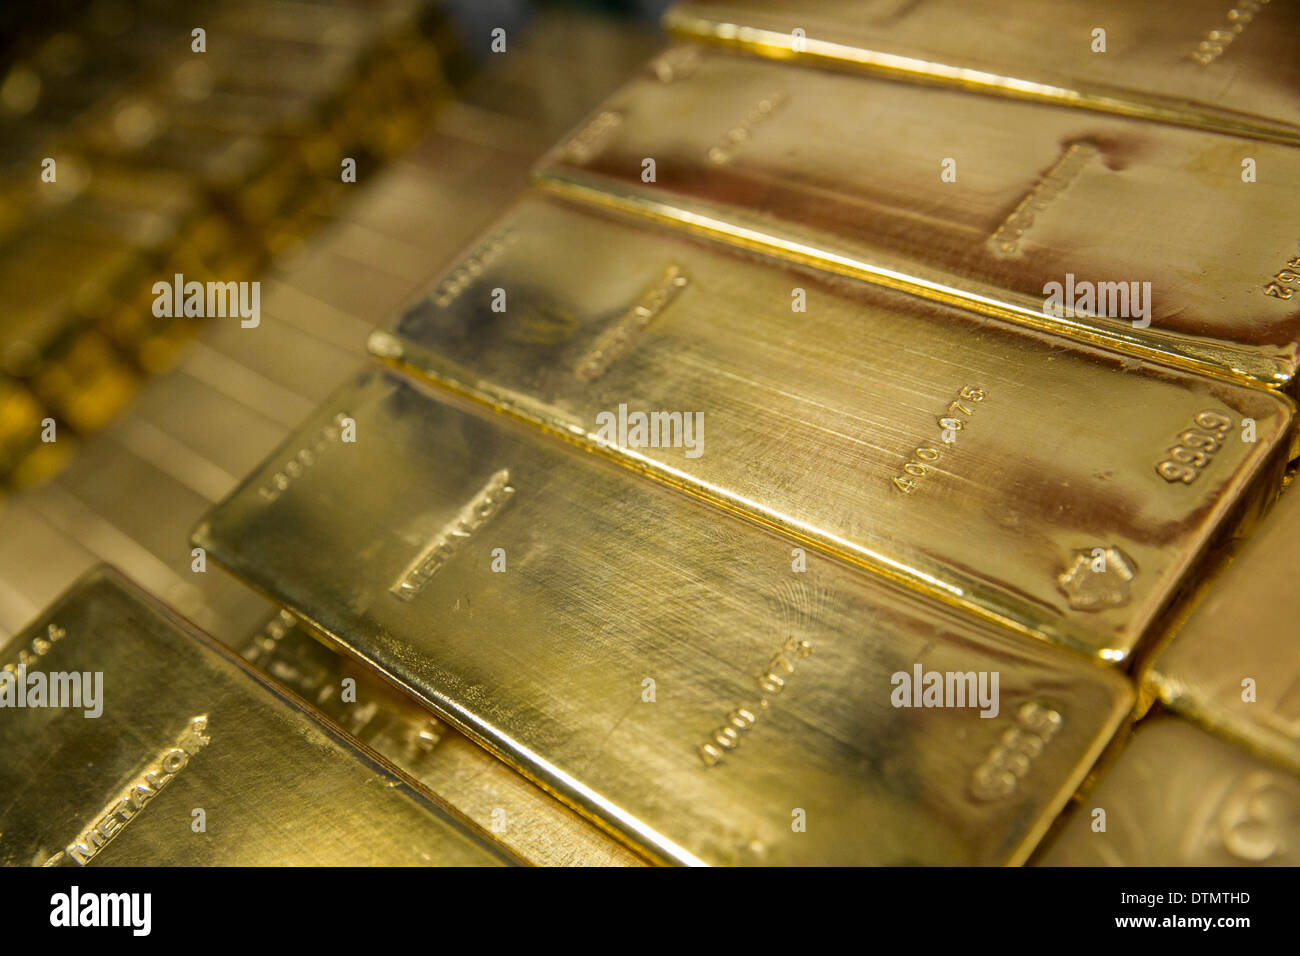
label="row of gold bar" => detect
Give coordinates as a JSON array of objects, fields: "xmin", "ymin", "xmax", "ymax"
[
  {"xmin": 1, "ymin": 5, "xmax": 668, "ymax": 867},
  {"xmin": 0, "ymin": 0, "xmax": 456, "ymax": 489},
  {"xmin": 4, "ymin": 1, "xmax": 1299, "ymax": 865}
]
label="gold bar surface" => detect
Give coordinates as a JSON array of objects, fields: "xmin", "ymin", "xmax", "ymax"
[
  {"xmin": 665, "ymin": 1, "xmax": 1300, "ymax": 146},
  {"xmin": 0, "ymin": 567, "xmax": 513, "ymax": 866},
  {"xmin": 1035, "ymin": 716, "xmax": 1299, "ymax": 866},
  {"xmin": 368, "ymin": 193, "xmax": 1293, "ymax": 660},
  {"xmin": 195, "ymin": 369, "xmax": 1132, "ymax": 866},
  {"xmin": 242, "ymin": 610, "xmax": 647, "ymax": 866},
  {"xmin": 536, "ymin": 46, "xmax": 1300, "ymax": 392},
  {"xmin": 1143, "ymin": 484, "xmax": 1300, "ymax": 775}
]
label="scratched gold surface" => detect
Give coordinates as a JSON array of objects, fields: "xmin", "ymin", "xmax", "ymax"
[
  {"xmin": 1035, "ymin": 717, "xmax": 1299, "ymax": 866},
  {"xmin": 0, "ymin": 568, "xmax": 513, "ymax": 866},
  {"xmin": 536, "ymin": 46, "xmax": 1300, "ymax": 393},
  {"xmin": 666, "ymin": 0, "xmax": 1300, "ymax": 146},
  {"xmin": 1142, "ymin": 482, "xmax": 1300, "ymax": 776},
  {"xmin": 195, "ymin": 369, "xmax": 1131, "ymax": 866},
  {"xmin": 367, "ymin": 192, "xmax": 1292, "ymax": 661},
  {"xmin": 242, "ymin": 609, "xmax": 647, "ymax": 866}
]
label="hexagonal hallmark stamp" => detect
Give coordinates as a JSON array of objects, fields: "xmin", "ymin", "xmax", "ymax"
[{"xmin": 1057, "ymin": 546, "xmax": 1135, "ymax": 611}]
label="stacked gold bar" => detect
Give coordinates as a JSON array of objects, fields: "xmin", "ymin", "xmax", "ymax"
[
  {"xmin": 4, "ymin": 1, "xmax": 1300, "ymax": 866},
  {"xmin": 0, "ymin": 4, "xmax": 666, "ymax": 867}
]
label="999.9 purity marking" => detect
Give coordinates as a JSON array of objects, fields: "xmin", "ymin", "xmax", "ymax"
[
  {"xmin": 969, "ymin": 701, "xmax": 1061, "ymax": 802},
  {"xmin": 1155, "ymin": 411, "xmax": 1232, "ymax": 485}
]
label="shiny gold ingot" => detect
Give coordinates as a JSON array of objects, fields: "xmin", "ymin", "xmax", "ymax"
[
  {"xmin": 536, "ymin": 46, "xmax": 1300, "ymax": 392},
  {"xmin": 0, "ymin": 568, "xmax": 513, "ymax": 866},
  {"xmin": 195, "ymin": 370, "xmax": 1132, "ymax": 866},
  {"xmin": 243, "ymin": 610, "xmax": 646, "ymax": 866},
  {"xmin": 367, "ymin": 193, "xmax": 1292, "ymax": 660},
  {"xmin": 665, "ymin": 0, "xmax": 1300, "ymax": 146},
  {"xmin": 1143, "ymin": 484, "xmax": 1300, "ymax": 776},
  {"xmin": 1035, "ymin": 717, "xmax": 1300, "ymax": 866}
]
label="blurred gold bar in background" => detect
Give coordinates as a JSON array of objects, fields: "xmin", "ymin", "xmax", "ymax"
[
  {"xmin": 194, "ymin": 370, "xmax": 1132, "ymax": 866},
  {"xmin": 0, "ymin": 0, "xmax": 457, "ymax": 490},
  {"xmin": 0, "ymin": 568, "xmax": 515, "ymax": 866},
  {"xmin": 242, "ymin": 609, "xmax": 646, "ymax": 866},
  {"xmin": 1142, "ymin": 485, "xmax": 1300, "ymax": 776},
  {"xmin": 369, "ymin": 192, "xmax": 1293, "ymax": 661},
  {"xmin": 536, "ymin": 46, "xmax": 1300, "ymax": 393},
  {"xmin": 0, "ymin": 2, "xmax": 666, "ymax": 649},
  {"xmin": 1035, "ymin": 717, "xmax": 1299, "ymax": 866},
  {"xmin": 665, "ymin": 0, "xmax": 1300, "ymax": 145}
]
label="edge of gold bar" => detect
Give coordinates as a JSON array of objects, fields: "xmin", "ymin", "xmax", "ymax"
[
  {"xmin": 664, "ymin": 1, "xmax": 1300, "ymax": 147},
  {"xmin": 0, "ymin": 566, "xmax": 516, "ymax": 866},
  {"xmin": 534, "ymin": 46, "xmax": 1300, "ymax": 394},
  {"xmin": 195, "ymin": 368, "xmax": 1133, "ymax": 866},
  {"xmin": 367, "ymin": 191, "xmax": 1293, "ymax": 661},
  {"xmin": 1139, "ymin": 484, "xmax": 1300, "ymax": 776},
  {"xmin": 1034, "ymin": 715, "xmax": 1299, "ymax": 866},
  {"xmin": 242, "ymin": 609, "xmax": 648, "ymax": 866}
]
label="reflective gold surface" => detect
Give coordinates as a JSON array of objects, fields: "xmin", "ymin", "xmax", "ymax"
[
  {"xmin": 195, "ymin": 369, "xmax": 1132, "ymax": 866},
  {"xmin": 0, "ymin": 567, "xmax": 513, "ymax": 866},
  {"xmin": 666, "ymin": 0, "xmax": 1300, "ymax": 146},
  {"xmin": 536, "ymin": 47, "xmax": 1300, "ymax": 392},
  {"xmin": 368, "ymin": 192, "xmax": 1292, "ymax": 660},
  {"xmin": 1142, "ymin": 484, "xmax": 1300, "ymax": 776},
  {"xmin": 242, "ymin": 609, "xmax": 647, "ymax": 866},
  {"xmin": 1035, "ymin": 716, "xmax": 1299, "ymax": 866}
]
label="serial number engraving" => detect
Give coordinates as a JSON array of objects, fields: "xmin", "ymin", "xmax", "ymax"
[
  {"xmin": 698, "ymin": 635, "xmax": 811, "ymax": 767},
  {"xmin": 1191, "ymin": 0, "xmax": 1270, "ymax": 67},
  {"xmin": 564, "ymin": 110, "xmax": 622, "ymax": 163},
  {"xmin": 431, "ymin": 228, "xmax": 518, "ymax": 308},
  {"xmin": 2, "ymin": 622, "xmax": 66, "ymax": 678},
  {"xmin": 970, "ymin": 701, "xmax": 1061, "ymax": 802},
  {"xmin": 1155, "ymin": 410, "xmax": 1232, "ymax": 485},
  {"xmin": 1262, "ymin": 243, "xmax": 1300, "ymax": 300},
  {"xmin": 258, "ymin": 412, "xmax": 350, "ymax": 502},
  {"xmin": 892, "ymin": 385, "xmax": 985, "ymax": 495},
  {"xmin": 707, "ymin": 91, "xmax": 787, "ymax": 166}
]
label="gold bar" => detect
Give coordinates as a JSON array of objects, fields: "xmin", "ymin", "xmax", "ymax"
[
  {"xmin": 1142, "ymin": 484, "xmax": 1300, "ymax": 775},
  {"xmin": 242, "ymin": 610, "xmax": 646, "ymax": 866},
  {"xmin": 1035, "ymin": 716, "xmax": 1299, "ymax": 866},
  {"xmin": 536, "ymin": 46, "xmax": 1300, "ymax": 392},
  {"xmin": 368, "ymin": 192, "xmax": 1293, "ymax": 660},
  {"xmin": 0, "ymin": 567, "xmax": 513, "ymax": 866},
  {"xmin": 195, "ymin": 369, "xmax": 1132, "ymax": 865},
  {"xmin": 665, "ymin": 0, "xmax": 1300, "ymax": 146}
]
